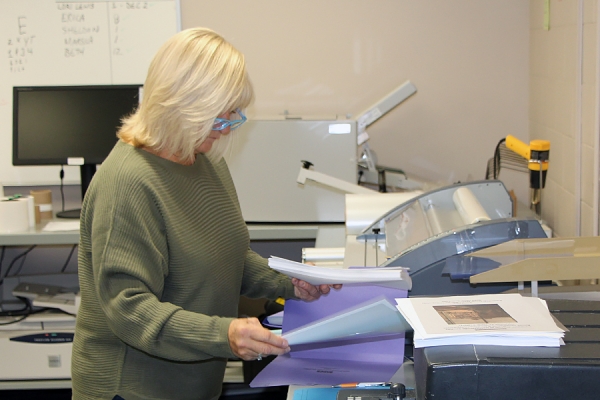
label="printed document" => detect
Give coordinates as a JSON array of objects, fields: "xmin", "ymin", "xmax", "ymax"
[{"xmin": 395, "ymin": 293, "xmax": 565, "ymax": 348}]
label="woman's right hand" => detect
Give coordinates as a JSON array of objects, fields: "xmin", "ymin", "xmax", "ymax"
[{"xmin": 228, "ymin": 317, "xmax": 290, "ymax": 361}]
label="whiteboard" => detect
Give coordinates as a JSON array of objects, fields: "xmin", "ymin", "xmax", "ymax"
[
  {"xmin": 225, "ymin": 120, "xmax": 358, "ymax": 223},
  {"xmin": 0, "ymin": 0, "xmax": 180, "ymax": 186}
]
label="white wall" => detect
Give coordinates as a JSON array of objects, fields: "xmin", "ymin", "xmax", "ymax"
[
  {"xmin": 181, "ymin": 0, "xmax": 531, "ymax": 201},
  {"xmin": 529, "ymin": 0, "xmax": 598, "ymax": 237}
]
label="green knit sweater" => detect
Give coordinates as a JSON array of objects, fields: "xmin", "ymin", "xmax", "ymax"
[{"xmin": 72, "ymin": 141, "xmax": 295, "ymax": 400}]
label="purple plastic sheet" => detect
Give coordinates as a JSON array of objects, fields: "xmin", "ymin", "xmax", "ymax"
[{"xmin": 250, "ymin": 285, "xmax": 407, "ymax": 387}]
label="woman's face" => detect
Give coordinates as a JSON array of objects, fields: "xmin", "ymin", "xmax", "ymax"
[{"xmin": 196, "ymin": 111, "xmax": 233, "ymax": 154}]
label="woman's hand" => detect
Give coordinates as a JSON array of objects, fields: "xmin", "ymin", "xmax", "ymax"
[
  {"xmin": 292, "ymin": 278, "xmax": 342, "ymax": 302},
  {"xmin": 228, "ymin": 317, "xmax": 290, "ymax": 361}
]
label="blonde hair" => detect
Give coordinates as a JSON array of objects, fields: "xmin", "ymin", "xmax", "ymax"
[{"xmin": 118, "ymin": 27, "xmax": 254, "ymax": 163}]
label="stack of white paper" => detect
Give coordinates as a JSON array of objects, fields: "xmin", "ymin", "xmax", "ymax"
[
  {"xmin": 268, "ymin": 256, "xmax": 412, "ymax": 290},
  {"xmin": 395, "ymin": 293, "xmax": 565, "ymax": 348}
]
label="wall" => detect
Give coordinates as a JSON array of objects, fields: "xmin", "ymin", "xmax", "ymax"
[
  {"xmin": 580, "ymin": 0, "xmax": 598, "ymax": 237},
  {"xmin": 3, "ymin": 2, "xmax": 533, "ymax": 212},
  {"xmin": 1, "ymin": 2, "xmax": 538, "ymax": 286},
  {"xmin": 180, "ymin": 0, "xmax": 531, "ymax": 202},
  {"xmin": 0, "ymin": 0, "xmax": 180, "ymax": 186},
  {"xmin": 529, "ymin": 0, "xmax": 598, "ymax": 237}
]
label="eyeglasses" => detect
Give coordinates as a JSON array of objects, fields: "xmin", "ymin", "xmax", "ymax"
[{"xmin": 213, "ymin": 108, "xmax": 247, "ymax": 131}]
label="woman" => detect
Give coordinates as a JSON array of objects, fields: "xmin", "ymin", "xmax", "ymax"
[{"xmin": 71, "ymin": 27, "xmax": 338, "ymax": 400}]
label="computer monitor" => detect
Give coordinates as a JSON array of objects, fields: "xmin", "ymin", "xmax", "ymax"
[{"xmin": 12, "ymin": 84, "xmax": 142, "ymax": 219}]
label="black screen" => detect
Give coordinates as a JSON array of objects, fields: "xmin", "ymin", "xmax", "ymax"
[
  {"xmin": 13, "ymin": 85, "xmax": 141, "ymax": 166},
  {"xmin": 12, "ymin": 85, "xmax": 142, "ymax": 218}
]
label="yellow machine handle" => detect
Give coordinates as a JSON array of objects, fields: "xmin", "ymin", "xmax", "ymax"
[
  {"xmin": 506, "ymin": 135, "xmax": 550, "ymax": 171},
  {"xmin": 506, "ymin": 134, "xmax": 531, "ymax": 159},
  {"xmin": 505, "ymin": 134, "xmax": 550, "ymax": 216}
]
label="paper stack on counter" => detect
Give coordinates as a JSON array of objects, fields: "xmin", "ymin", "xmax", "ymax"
[
  {"xmin": 395, "ymin": 293, "xmax": 566, "ymax": 348},
  {"xmin": 268, "ymin": 256, "xmax": 411, "ymax": 290}
]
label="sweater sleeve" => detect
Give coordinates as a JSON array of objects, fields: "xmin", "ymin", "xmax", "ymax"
[
  {"xmin": 89, "ymin": 186, "xmax": 236, "ymax": 362},
  {"xmin": 240, "ymin": 249, "xmax": 297, "ymax": 300}
]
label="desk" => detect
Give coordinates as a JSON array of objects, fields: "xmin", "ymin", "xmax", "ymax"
[
  {"xmin": 0, "ymin": 220, "xmax": 341, "ymax": 392},
  {"xmin": 0, "ymin": 221, "xmax": 79, "ymax": 246},
  {"xmin": 0, "ymin": 220, "xmax": 334, "ymax": 246},
  {"xmin": 0, "ymin": 360, "xmax": 245, "ymax": 391}
]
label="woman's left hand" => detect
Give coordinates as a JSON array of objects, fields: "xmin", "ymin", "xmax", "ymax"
[{"xmin": 292, "ymin": 278, "xmax": 342, "ymax": 302}]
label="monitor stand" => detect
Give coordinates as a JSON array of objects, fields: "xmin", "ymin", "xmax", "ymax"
[
  {"xmin": 56, "ymin": 164, "xmax": 96, "ymax": 219},
  {"xmin": 56, "ymin": 209, "xmax": 81, "ymax": 219}
]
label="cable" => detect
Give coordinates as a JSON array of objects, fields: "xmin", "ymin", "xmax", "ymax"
[
  {"xmin": 485, "ymin": 138, "xmax": 505, "ymax": 180},
  {"xmin": 13, "ymin": 250, "xmax": 29, "ymax": 277},
  {"xmin": 60, "ymin": 165, "xmax": 66, "ymax": 212},
  {"xmin": 61, "ymin": 244, "xmax": 78, "ymax": 273},
  {"xmin": 0, "ymin": 296, "xmax": 33, "ymax": 322},
  {"xmin": 493, "ymin": 138, "xmax": 505, "ymax": 179},
  {"xmin": 485, "ymin": 138, "xmax": 528, "ymax": 180},
  {"xmin": 0, "ymin": 246, "xmax": 5, "ymax": 285},
  {"xmin": 0, "ymin": 245, "xmax": 37, "ymax": 286},
  {"xmin": 10, "ymin": 245, "xmax": 36, "ymax": 277},
  {"xmin": 0, "ymin": 313, "xmax": 28, "ymax": 325},
  {"xmin": 0, "ymin": 298, "xmax": 53, "ymax": 324}
]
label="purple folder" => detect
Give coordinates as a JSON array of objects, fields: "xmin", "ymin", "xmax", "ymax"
[{"xmin": 250, "ymin": 285, "xmax": 407, "ymax": 387}]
